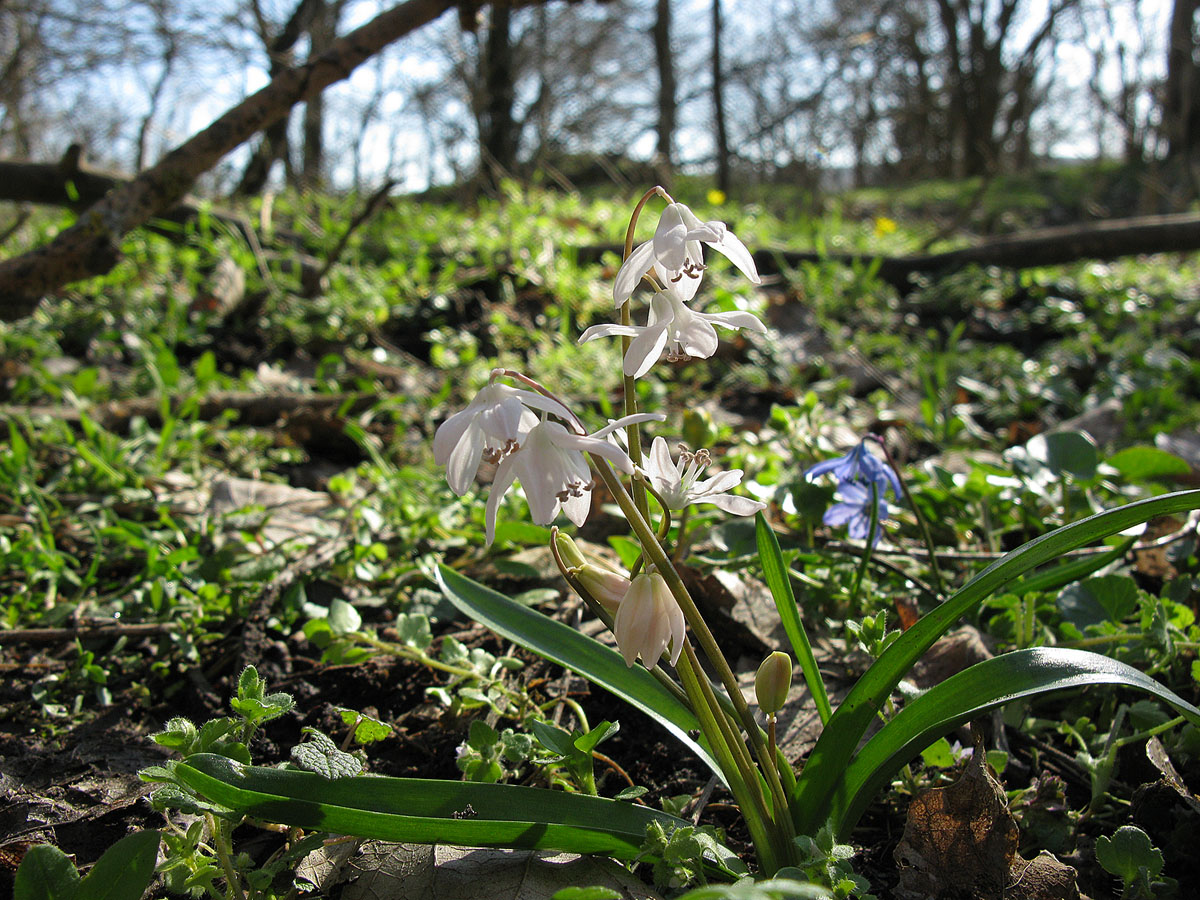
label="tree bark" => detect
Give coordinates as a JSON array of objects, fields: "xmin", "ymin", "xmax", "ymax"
[
  {"xmin": 711, "ymin": 0, "xmax": 730, "ymax": 191},
  {"xmin": 653, "ymin": 0, "xmax": 676, "ymax": 172},
  {"xmin": 0, "ymin": 0, "xmax": 456, "ymax": 320},
  {"xmin": 1165, "ymin": 0, "xmax": 1200, "ymax": 161},
  {"xmin": 477, "ymin": 4, "xmax": 518, "ymax": 182}
]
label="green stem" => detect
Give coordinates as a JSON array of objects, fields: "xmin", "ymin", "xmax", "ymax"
[
  {"xmin": 675, "ymin": 641, "xmax": 784, "ymax": 873},
  {"xmin": 591, "ymin": 456, "xmax": 794, "ymax": 851},
  {"xmin": 847, "ymin": 481, "xmax": 879, "ymax": 610},
  {"xmin": 872, "ymin": 435, "xmax": 946, "ymax": 597},
  {"xmin": 206, "ymin": 812, "xmax": 246, "ymax": 900}
]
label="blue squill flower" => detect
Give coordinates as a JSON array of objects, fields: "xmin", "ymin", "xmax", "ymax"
[
  {"xmin": 804, "ymin": 439, "xmax": 901, "ymax": 499},
  {"xmin": 823, "ymin": 481, "xmax": 890, "ymax": 547}
]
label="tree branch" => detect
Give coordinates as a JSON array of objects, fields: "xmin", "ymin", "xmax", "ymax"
[{"xmin": 0, "ymin": 0, "xmax": 456, "ymax": 320}]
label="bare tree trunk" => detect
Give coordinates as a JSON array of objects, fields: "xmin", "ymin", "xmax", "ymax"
[
  {"xmin": 300, "ymin": 0, "xmax": 344, "ymax": 189},
  {"xmin": 711, "ymin": 0, "xmax": 730, "ymax": 192},
  {"xmin": 134, "ymin": 4, "xmax": 178, "ymax": 172},
  {"xmin": 653, "ymin": 0, "xmax": 676, "ymax": 173},
  {"xmin": 234, "ymin": 0, "xmax": 323, "ymax": 197},
  {"xmin": 477, "ymin": 5, "xmax": 518, "ymax": 183},
  {"xmin": 0, "ymin": 0, "xmax": 456, "ymax": 319},
  {"xmin": 1165, "ymin": 0, "xmax": 1200, "ymax": 162}
]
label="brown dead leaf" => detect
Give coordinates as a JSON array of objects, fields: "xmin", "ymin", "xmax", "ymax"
[{"xmin": 895, "ymin": 728, "xmax": 1078, "ymax": 900}]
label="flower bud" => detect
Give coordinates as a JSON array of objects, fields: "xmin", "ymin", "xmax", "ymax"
[
  {"xmin": 553, "ymin": 531, "xmax": 587, "ymax": 569},
  {"xmin": 554, "ymin": 532, "xmax": 630, "ymax": 614},
  {"xmin": 574, "ymin": 563, "xmax": 631, "ymax": 615},
  {"xmin": 755, "ymin": 651, "xmax": 793, "ymax": 716}
]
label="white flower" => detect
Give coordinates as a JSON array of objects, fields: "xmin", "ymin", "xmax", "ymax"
[
  {"xmin": 433, "ymin": 381, "xmax": 572, "ymax": 496},
  {"xmin": 613, "ymin": 202, "xmax": 760, "ymax": 308},
  {"xmin": 579, "ymin": 282, "xmax": 767, "ymax": 379},
  {"xmin": 613, "ymin": 570, "xmax": 686, "ymax": 668},
  {"xmin": 642, "ymin": 436, "xmax": 766, "ymax": 516},
  {"xmin": 484, "ymin": 419, "xmax": 636, "ymax": 546}
]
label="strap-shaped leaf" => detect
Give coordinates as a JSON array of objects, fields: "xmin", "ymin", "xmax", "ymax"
[
  {"xmin": 830, "ymin": 647, "xmax": 1200, "ymax": 836},
  {"xmin": 437, "ymin": 564, "xmax": 719, "ymax": 776},
  {"xmin": 176, "ymin": 753, "xmax": 693, "ymax": 858},
  {"xmin": 756, "ymin": 512, "xmax": 832, "ymax": 725},
  {"xmin": 791, "ymin": 488, "xmax": 1200, "ymax": 833}
]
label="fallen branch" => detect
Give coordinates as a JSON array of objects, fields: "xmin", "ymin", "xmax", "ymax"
[
  {"xmin": 574, "ymin": 211, "xmax": 1200, "ymax": 291},
  {"xmin": 0, "ymin": 0, "xmax": 456, "ymax": 320},
  {"xmin": 0, "ymin": 622, "xmax": 177, "ymax": 645},
  {"xmin": 1, "ymin": 390, "xmax": 375, "ymax": 432}
]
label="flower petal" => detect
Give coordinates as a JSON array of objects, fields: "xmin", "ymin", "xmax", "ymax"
[
  {"xmin": 579, "ymin": 323, "xmax": 640, "ymax": 343},
  {"xmin": 624, "ymin": 324, "xmax": 670, "ymax": 378},
  {"xmin": 432, "ymin": 407, "xmax": 473, "ymax": 466},
  {"xmin": 485, "ymin": 455, "xmax": 519, "ymax": 546},
  {"xmin": 708, "ymin": 230, "xmax": 761, "ymax": 283},
  {"xmin": 706, "ymin": 493, "xmax": 767, "ymax": 516},
  {"xmin": 445, "ymin": 422, "xmax": 485, "ymax": 495},
  {"xmin": 702, "ymin": 309, "xmax": 767, "ymax": 333},
  {"xmin": 613, "ymin": 239, "xmax": 656, "ymax": 306}
]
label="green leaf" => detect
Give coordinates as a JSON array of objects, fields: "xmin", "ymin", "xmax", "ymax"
[
  {"xmin": 436, "ymin": 565, "xmax": 719, "ymax": 777},
  {"xmin": 831, "ymin": 648, "xmax": 1200, "ymax": 835},
  {"xmin": 174, "ymin": 753, "xmax": 708, "ymax": 862},
  {"xmin": 76, "ymin": 831, "xmax": 160, "ymax": 900},
  {"xmin": 1007, "ymin": 535, "xmax": 1135, "ymax": 596},
  {"xmin": 1107, "ymin": 446, "xmax": 1190, "ymax": 483},
  {"xmin": 328, "ymin": 598, "xmax": 362, "ymax": 634},
  {"xmin": 1057, "ymin": 576, "xmax": 1140, "ymax": 630},
  {"xmin": 552, "ymin": 888, "xmax": 622, "ymax": 900},
  {"xmin": 290, "ymin": 728, "xmax": 364, "ymax": 778},
  {"xmin": 530, "ymin": 720, "xmax": 577, "ymax": 758},
  {"xmin": 14, "ymin": 844, "xmax": 79, "ymax": 900},
  {"xmin": 1028, "ymin": 430, "xmax": 1099, "ymax": 480},
  {"xmin": 755, "ymin": 513, "xmax": 831, "ymax": 724},
  {"xmin": 1095, "ymin": 825, "xmax": 1164, "ymax": 884},
  {"xmin": 790, "ymin": 489, "xmax": 1200, "ymax": 836},
  {"xmin": 336, "ymin": 708, "xmax": 393, "ymax": 744}
]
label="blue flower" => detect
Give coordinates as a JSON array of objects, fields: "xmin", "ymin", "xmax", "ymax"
[
  {"xmin": 823, "ymin": 481, "xmax": 890, "ymax": 547},
  {"xmin": 805, "ymin": 439, "xmax": 901, "ymax": 499}
]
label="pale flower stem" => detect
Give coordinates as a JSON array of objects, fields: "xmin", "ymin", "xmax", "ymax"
[
  {"xmin": 848, "ymin": 481, "xmax": 879, "ymax": 609},
  {"xmin": 492, "ymin": 368, "xmax": 587, "ymax": 434},
  {"xmin": 871, "ymin": 434, "xmax": 946, "ymax": 597},
  {"xmin": 590, "ymin": 454, "xmax": 794, "ymax": 843}
]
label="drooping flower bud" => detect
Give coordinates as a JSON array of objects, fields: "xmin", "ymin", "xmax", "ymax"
[
  {"xmin": 553, "ymin": 532, "xmax": 630, "ymax": 614},
  {"xmin": 755, "ymin": 651, "xmax": 793, "ymax": 716},
  {"xmin": 613, "ymin": 570, "xmax": 686, "ymax": 668}
]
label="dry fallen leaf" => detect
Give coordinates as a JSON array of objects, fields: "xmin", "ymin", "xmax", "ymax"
[{"xmin": 895, "ymin": 728, "xmax": 1078, "ymax": 900}]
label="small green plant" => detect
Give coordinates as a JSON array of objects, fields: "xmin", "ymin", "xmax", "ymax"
[
  {"xmin": 1095, "ymin": 825, "xmax": 1174, "ymax": 899},
  {"xmin": 14, "ymin": 831, "xmax": 160, "ymax": 900}
]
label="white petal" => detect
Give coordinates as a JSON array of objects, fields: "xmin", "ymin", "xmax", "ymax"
[
  {"xmin": 706, "ymin": 494, "xmax": 767, "ymax": 516},
  {"xmin": 485, "ymin": 456, "xmax": 519, "ymax": 546},
  {"xmin": 665, "ymin": 594, "xmax": 687, "ymax": 666},
  {"xmin": 432, "ymin": 407, "xmax": 474, "ymax": 465},
  {"xmin": 554, "ymin": 429, "xmax": 636, "ymax": 475},
  {"xmin": 591, "ymin": 412, "xmax": 665, "ymax": 439},
  {"xmin": 563, "ymin": 489, "xmax": 592, "ymax": 527},
  {"xmin": 445, "ymin": 422, "xmax": 485, "ymax": 495},
  {"xmin": 624, "ymin": 324, "xmax": 670, "ymax": 378},
  {"xmin": 579, "ymin": 323, "xmax": 639, "ymax": 343},
  {"xmin": 613, "ymin": 240, "xmax": 656, "ymax": 306},
  {"xmin": 509, "ymin": 388, "xmax": 573, "ymax": 423},
  {"xmin": 709, "ymin": 230, "xmax": 760, "ymax": 284},
  {"xmin": 646, "ymin": 436, "xmax": 675, "ymax": 482},
  {"xmin": 702, "ymin": 309, "xmax": 767, "ymax": 333},
  {"xmin": 675, "ymin": 317, "xmax": 720, "ymax": 358},
  {"xmin": 694, "ymin": 469, "xmax": 744, "ymax": 496}
]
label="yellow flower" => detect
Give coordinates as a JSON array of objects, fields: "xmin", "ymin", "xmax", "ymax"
[
  {"xmin": 707, "ymin": 188, "xmax": 727, "ymax": 206},
  {"xmin": 873, "ymin": 216, "xmax": 897, "ymax": 236}
]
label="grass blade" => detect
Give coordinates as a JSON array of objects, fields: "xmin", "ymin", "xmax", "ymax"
[
  {"xmin": 437, "ymin": 564, "xmax": 720, "ymax": 776},
  {"xmin": 175, "ymin": 753, "xmax": 693, "ymax": 859},
  {"xmin": 791, "ymin": 488, "xmax": 1200, "ymax": 834},
  {"xmin": 831, "ymin": 647, "xmax": 1200, "ymax": 835},
  {"xmin": 755, "ymin": 512, "xmax": 832, "ymax": 724}
]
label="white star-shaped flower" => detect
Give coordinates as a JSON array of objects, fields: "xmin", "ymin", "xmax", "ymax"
[
  {"xmin": 643, "ymin": 436, "xmax": 766, "ymax": 516},
  {"xmin": 579, "ymin": 281, "xmax": 766, "ymax": 378},
  {"xmin": 613, "ymin": 202, "xmax": 760, "ymax": 308},
  {"xmin": 485, "ymin": 418, "xmax": 643, "ymax": 546},
  {"xmin": 433, "ymin": 382, "xmax": 572, "ymax": 496}
]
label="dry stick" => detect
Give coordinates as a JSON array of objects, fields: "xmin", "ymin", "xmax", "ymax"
[
  {"xmin": 310, "ymin": 179, "xmax": 398, "ymax": 292},
  {"xmin": 0, "ymin": 0, "xmax": 457, "ymax": 318},
  {"xmin": 0, "ymin": 622, "xmax": 176, "ymax": 645}
]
